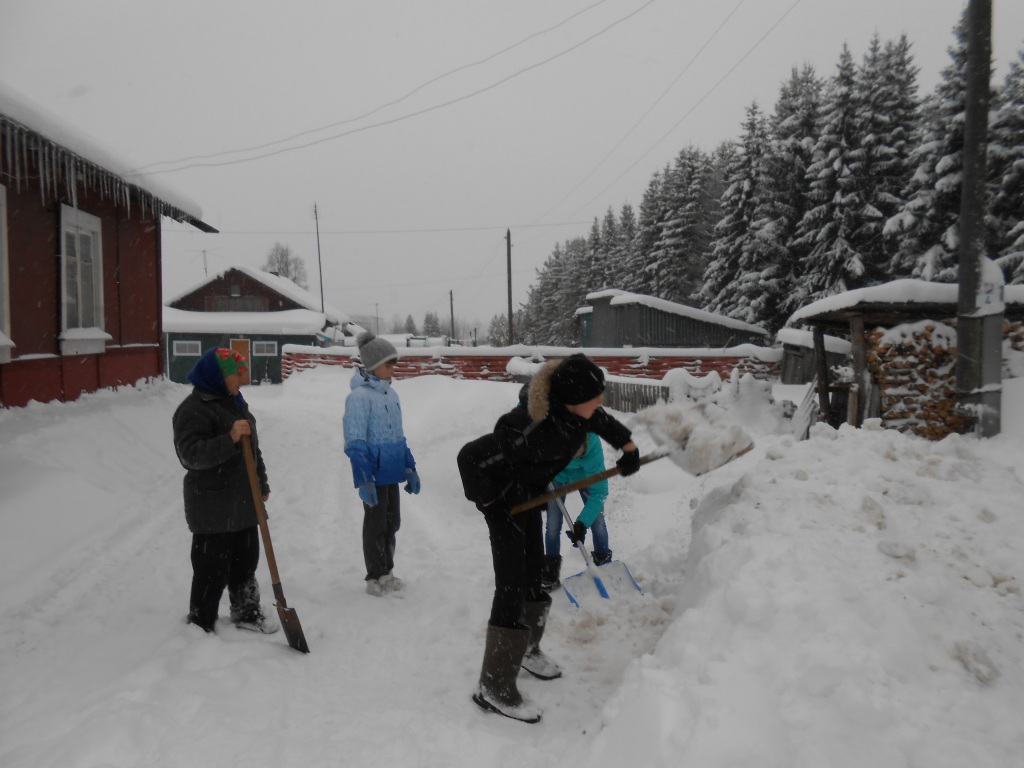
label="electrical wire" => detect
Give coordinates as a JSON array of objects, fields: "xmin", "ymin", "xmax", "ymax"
[
  {"xmin": 129, "ymin": 0, "xmax": 654, "ymax": 177},
  {"xmin": 131, "ymin": 0, "xmax": 611, "ymax": 172}
]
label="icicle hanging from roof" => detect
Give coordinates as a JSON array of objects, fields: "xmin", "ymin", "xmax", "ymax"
[{"xmin": 0, "ymin": 112, "xmax": 193, "ymax": 226}]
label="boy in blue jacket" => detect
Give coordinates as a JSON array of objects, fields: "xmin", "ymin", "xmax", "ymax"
[
  {"xmin": 542, "ymin": 431, "xmax": 612, "ymax": 591},
  {"xmin": 343, "ymin": 333, "xmax": 421, "ymax": 596}
]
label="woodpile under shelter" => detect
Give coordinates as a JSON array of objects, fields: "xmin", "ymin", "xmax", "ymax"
[{"xmin": 787, "ymin": 279, "xmax": 1024, "ymax": 438}]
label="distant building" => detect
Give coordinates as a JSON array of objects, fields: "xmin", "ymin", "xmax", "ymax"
[
  {"xmin": 577, "ymin": 289, "xmax": 769, "ymax": 348},
  {"xmin": 164, "ymin": 265, "xmax": 362, "ymax": 384},
  {"xmin": 0, "ymin": 82, "xmax": 215, "ymax": 408}
]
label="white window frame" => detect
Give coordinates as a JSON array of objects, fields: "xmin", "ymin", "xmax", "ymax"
[
  {"xmin": 173, "ymin": 340, "xmax": 202, "ymax": 356},
  {"xmin": 0, "ymin": 184, "xmax": 10, "ymax": 363},
  {"xmin": 252, "ymin": 340, "xmax": 278, "ymax": 357},
  {"xmin": 59, "ymin": 204, "xmax": 106, "ymax": 356}
]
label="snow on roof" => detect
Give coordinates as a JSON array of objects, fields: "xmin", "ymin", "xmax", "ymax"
[
  {"xmin": 789, "ymin": 278, "xmax": 1024, "ymax": 326},
  {"xmin": 585, "ymin": 289, "xmax": 768, "ymax": 336},
  {"xmin": 165, "ymin": 265, "xmax": 351, "ymax": 326},
  {"xmin": 163, "ymin": 307, "xmax": 331, "ymax": 336},
  {"xmin": 0, "ymin": 80, "xmax": 210, "ymax": 229},
  {"xmin": 776, "ymin": 327, "xmax": 852, "ymax": 355}
]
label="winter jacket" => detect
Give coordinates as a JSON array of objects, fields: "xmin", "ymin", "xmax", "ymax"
[
  {"xmin": 457, "ymin": 359, "xmax": 632, "ymax": 514},
  {"xmin": 553, "ymin": 432, "xmax": 608, "ymax": 528},
  {"xmin": 343, "ymin": 368, "xmax": 416, "ymax": 488},
  {"xmin": 172, "ymin": 351, "xmax": 269, "ymax": 535}
]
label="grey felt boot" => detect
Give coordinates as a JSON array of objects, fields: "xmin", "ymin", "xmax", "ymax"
[{"xmin": 519, "ymin": 597, "xmax": 563, "ymax": 680}]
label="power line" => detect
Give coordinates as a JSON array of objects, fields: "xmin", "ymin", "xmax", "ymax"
[
  {"xmin": 129, "ymin": 0, "xmax": 655, "ymax": 177},
  {"xmin": 565, "ymin": 0, "xmax": 805, "ymax": 221},
  {"xmin": 533, "ymin": 0, "xmax": 749, "ymax": 226},
  {"xmin": 161, "ymin": 221, "xmax": 594, "ymax": 236},
  {"xmin": 131, "ymin": 0, "xmax": 611, "ymax": 173}
]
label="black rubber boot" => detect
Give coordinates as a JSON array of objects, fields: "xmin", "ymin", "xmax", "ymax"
[
  {"xmin": 472, "ymin": 624, "xmax": 542, "ymax": 723},
  {"xmin": 519, "ymin": 596, "xmax": 563, "ymax": 680},
  {"xmin": 540, "ymin": 556, "xmax": 562, "ymax": 592}
]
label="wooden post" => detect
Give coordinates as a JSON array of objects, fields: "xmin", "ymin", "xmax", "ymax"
[
  {"xmin": 848, "ymin": 314, "xmax": 867, "ymax": 428},
  {"xmin": 506, "ymin": 229, "xmax": 513, "ymax": 345},
  {"xmin": 813, "ymin": 326, "xmax": 831, "ymax": 424}
]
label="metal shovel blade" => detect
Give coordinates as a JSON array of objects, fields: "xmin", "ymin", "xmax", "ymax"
[
  {"xmin": 276, "ymin": 602, "xmax": 310, "ymax": 654},
  {"xmin": 562, "ymin": 561, "xmax": 643, "ymax": 608}
]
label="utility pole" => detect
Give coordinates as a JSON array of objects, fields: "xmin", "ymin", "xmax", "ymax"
[
  {"xmin": 449, "ymin": 290, "xmax": 455, "ymax": 342},
  {"xmin": 506, "ymin": 229, "xmax": 513, "ymax": 346},
  {"xmin": 313, "ymin": 203, "xmax": 325, "ymax": 312},
  {"xmin": 956, "ymin": 0, "xmax": 1001, "ymax": 437},
  {"xmin": 375, "ymin": 303, "xmax": 379, "ymax": 335}
]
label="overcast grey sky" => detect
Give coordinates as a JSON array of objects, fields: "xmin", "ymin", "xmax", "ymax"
[{"xmin": 2, "ymin": 0, "xmax": 1022, "ymax": 330}]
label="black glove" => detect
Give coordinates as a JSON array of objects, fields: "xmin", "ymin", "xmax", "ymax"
[
  {"xmin": 617, "ymin": 448, "xmax": 641, "ymax": 476},
  {"xmin": 566, "ymin": 520, "xmax": 587, "ymax": 547}
]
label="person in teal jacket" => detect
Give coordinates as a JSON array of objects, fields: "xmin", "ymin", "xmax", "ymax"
[
  {"xmin": 343, "ymin": 332, "xmax": 421, "ymax": 596},
  {"xmin": 542, "ymin": 432, "xmax": 611, "ymax": 590}
]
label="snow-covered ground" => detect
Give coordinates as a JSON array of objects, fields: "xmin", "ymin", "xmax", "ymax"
[{"xmin": 1, "ymin": 368, "xmax": 1022, "ymax": 768}]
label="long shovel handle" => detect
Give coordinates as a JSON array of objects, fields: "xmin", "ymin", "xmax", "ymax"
[
  {"xmin": 241, "ymin": 435, "xmax": 284, "ymax": 592},
  {"xmin": 510, "ymin": 453, "xmax": 666, "ymax": 515},
  {"xmin": 550, "ymin": 485, "xmax": 609, "ymax": 599},
  {"xmin": 242, "ymin": 435, "xmax": 311, "ymax": 654}
]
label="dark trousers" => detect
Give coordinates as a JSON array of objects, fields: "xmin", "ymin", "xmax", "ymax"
[
  {"xmin": 189, "ymin": 527, "xmax": 260, "ymax": 631},
  {"xmin": 485, "ymin": 507, "xmax": 546, "ymax": 628},
  {"xmin": 362, "ymin": 483, "xmax": 401, "ymax": 581}
]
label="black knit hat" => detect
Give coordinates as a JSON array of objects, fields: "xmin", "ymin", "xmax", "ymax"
[{"xmin": 550, "ymin": 354, "xmax": 605, "ymax": 405}]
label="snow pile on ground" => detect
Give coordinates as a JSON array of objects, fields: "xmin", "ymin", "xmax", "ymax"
[{"xmin": 1, "ymin": 369, "xmax": 1022, "ymax": 768}]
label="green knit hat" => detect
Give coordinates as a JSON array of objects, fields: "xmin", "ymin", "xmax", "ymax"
[{"xmin": 215, "ymin": 348, "xmax": 248, "ymax": 378}]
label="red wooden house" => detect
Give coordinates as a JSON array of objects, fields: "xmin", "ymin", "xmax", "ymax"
[{"xmin": 0, "ymin": 82, "xmax": 214, "ymax": 408}]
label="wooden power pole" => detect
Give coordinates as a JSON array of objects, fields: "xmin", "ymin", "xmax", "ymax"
[
  {"xmin": 506, "ymin": 229, "xmax": 513, "ymax": 346},
  {"xmin": 956, "ymin": 0, "xmax": 1001, "ymax": 437}
]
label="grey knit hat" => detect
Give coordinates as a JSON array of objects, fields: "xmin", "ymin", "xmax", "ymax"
[{"xmin": 357, "ymin": 331, "xmax": 399, "ymax": 372}]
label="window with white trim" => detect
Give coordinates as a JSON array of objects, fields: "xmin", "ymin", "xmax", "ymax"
[
  {"xmin": 253, "ymin": 341, "xmax": 278, "ymax": 356},
  {"xmin": 173, "ymin": 340, "xmax": 202, "ymax": 356},
  {"xmin": 0, "ymin": 185, "xmax": 9, "ymax": 363},
  {"xmin": 61, "ymin": 204, "xmax": 104, "ymax": 332}
]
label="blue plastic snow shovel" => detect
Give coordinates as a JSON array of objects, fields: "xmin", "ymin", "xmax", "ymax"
[{"xmin": 549, "ymin": 485, "xmax": 643, "ymax": 608}]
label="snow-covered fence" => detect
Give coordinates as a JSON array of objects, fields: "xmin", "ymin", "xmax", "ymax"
[{"xmin": 281, "ymin": 343, "xmax": 782, "ymax": 389}]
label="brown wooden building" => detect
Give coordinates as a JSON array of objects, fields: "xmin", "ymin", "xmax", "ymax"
[{"xmin": 0, "ymin": 83, "xmax": 214, "ymax": 408}]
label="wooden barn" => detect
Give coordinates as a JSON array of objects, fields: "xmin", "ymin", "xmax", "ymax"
[
  {"xmin": 0, "ymin": 82, "xmax": 215, "ymax": 408},
  {"xmin": 164, "ymin": 265, "xmax": 361, "ymax": 384},
  {"xmin": 578, "ymin": 289, "xmax": 769, "ymax": 348}
]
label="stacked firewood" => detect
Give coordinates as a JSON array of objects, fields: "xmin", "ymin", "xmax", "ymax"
[{"xmin": 865, "ymin": 321, "xmax": 970, "ymax": 440}]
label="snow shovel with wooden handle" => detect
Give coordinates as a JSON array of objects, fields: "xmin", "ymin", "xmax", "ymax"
[
  {"xmin": 241, "ymin": 435, "xmax": 310, "ymax": 654},
  {"xmin": 549, "ymin": 484, "xmax": 643, "ymax": 608},
  {"xmin": 510, "ymin": 400, "xmax": 754, "ymax": 516}
]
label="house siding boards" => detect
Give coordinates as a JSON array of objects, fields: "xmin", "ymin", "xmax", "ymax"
[
  {"xmin": 0, "ymin": 181, "xmax": 167, "ymax": 407},
  {"xmin": 0, "ymin": 86, "xmax": 212, "ymax": 408},
  {"xmin": 172, "ymin": 271, "xmax": 305, "ymax": 314},
  {"xmin": 165, "ymin": 331, "xmax": 304, "ymax": 385}
]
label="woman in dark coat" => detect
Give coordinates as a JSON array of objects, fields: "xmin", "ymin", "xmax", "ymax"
[
  {"xmin": 172, "ymin": 348, "xmax": 275, "ymax": 634},
  {"xmin": 457, "ymin": 354, "xmax": 640, "ymax": 722}
]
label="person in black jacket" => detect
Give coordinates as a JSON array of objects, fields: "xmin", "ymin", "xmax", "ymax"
[
  {"xmin": 457, "ymin": 354, "xmax": 640, "ymax": 723},
  {"xmin": 172, "ymin": 348, "xmax": 277, "ymax": 635}
]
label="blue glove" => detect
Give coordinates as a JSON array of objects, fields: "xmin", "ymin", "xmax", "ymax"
[
  {"xmin": 404, "ymin": 470, "xmax": 421, "ymax": 495},
  {"xmin": 358, "ymin": 483, "xmax": 378, "ymax": 507}
]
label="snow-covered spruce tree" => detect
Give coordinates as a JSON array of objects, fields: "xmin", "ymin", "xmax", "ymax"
[
  {"xmin": 422, "ymin": 311, "xmax": 443, "ymax": 337},
  {"xmin": 646, "ymin": 147, "xmax": 716, "ymax": 304},
  {"xmin": 990, "ymin": 50, "xmax": 1024, "ymax": 283},
  {"xmin": 701, "ymin": 104, "xmax": 767, "ymax": 319},
  {"xmin": 886, "ymin": 14, "xmax": 971, "ymax": 282},
  {"xmin": 851, "ymin": 34, "xmax": 921, "ymax": 283},
  {"xmin": 740, "ymin": 64, "xmax": 824, "ymax": 332},
  {"xmin": 596, "ymin": 207, "xmax": 620, "ymax": 291},
  {"xmin": 792, "ymin": 45, "xmax": 868, "ymax": 302},
  {"xmin": 632, "ymin": 171, "xmax": 668, "ymax": 296},
  {"xmin": 609, "ymin": 202, "xmax": 639, "ymax": 290}
]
